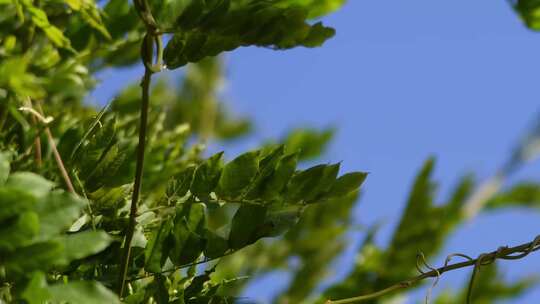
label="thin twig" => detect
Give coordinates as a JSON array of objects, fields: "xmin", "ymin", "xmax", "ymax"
[
  {"xmin": 127, "ymin": 249, "xmax": 237, "ymax": 282},
  {"xmin": 325, "ymin": 235, "xmax": 540, "ymax": 304},
  {"xmin": 22, "ymin": 99, "xmax": 42, "ymax": 167},
  {"xmin": 31, "ymin": 101, "xmax": 76, "ymax": 194}
]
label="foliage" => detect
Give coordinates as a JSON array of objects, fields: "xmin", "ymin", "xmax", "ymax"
[{"xmin": 0, "ymin": 0, "xmax": 539, "ymax": 303}]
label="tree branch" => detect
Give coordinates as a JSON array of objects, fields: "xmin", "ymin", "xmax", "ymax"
[
  {"xmin": 117, "ymin": 65, "xmax": 153, "ymax": 297},
  {"xmin": 325, "ymin": 235, "xmax": 540, "ymax": 304},
  {"xmin": 117, "ymin": 0, "xmax": 161, "ymax": 296}
]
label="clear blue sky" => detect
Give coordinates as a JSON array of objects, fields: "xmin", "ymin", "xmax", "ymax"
[{"xmin": 90, "ymin": 0, "xmax": 540, "ymax": 302}]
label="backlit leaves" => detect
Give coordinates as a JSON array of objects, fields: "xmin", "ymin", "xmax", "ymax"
[
  {"xmin": 24, "ymin": 4, "xmax": 74, "ymax": 51},
  {"xmin": 277, "ymin": 0, "xmax": 347, "ymax": 19},
  {"xmin": 327, "ymin": 172, "xmax": 368, "ymax": 198}
]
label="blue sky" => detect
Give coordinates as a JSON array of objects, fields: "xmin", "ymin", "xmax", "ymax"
[{"xmin": 90, "ymin": 0, "xmax": 540, "ymax": 302}]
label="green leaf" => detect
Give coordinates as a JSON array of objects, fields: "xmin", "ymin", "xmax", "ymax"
[
  {"xmin": 285, "ymin": 164, "xmax": 327, "ymax": 203},
  {"xmin": 89, "ymin": 185, "xmax": 130, "ymax": 216},
  {"xmin": 228, "ymin": 204, "xmax": 267, "ymax": 250},
  {"xmin": 0, "ymin": 187, "xmax": 37, "ymax": 222},
  {"xmin": 176, "ymin": 1, "xmax": 206, "ymax": 29},
  {"xmin": 5, "ymin": 172, "xmax": 54, "ymax": 199},
  {"xmin": 306, "ymin": 162, "xmax": 341, "ymax": 202},
  {"xmin": 146, "ymin": 274, "xmax": 170, "ymax": 303},
  {"xmin": 167, "ymin": 166, "xmax": 196, "ymax": 199},
  {"xmin": 262, "ymin": 153, "xmax": 298, "ymax": 199},
  {"xmin": 85, "ymin": 145, "xmax": 127, "ymax": 191},
  {"xmin": 514, "ymin": 0, "xmax": 540, "ymax": 30},
  {"xmin": 4, "ymin": 241, "xmax": 64, "ymax": 273},
  {"xmin": 35, "ymin": 192, "xmax": 85, "ymax": 240},
  {"xmin": 217, "ymin": 150, "xmax": 259, "ymax": 199},
  {"xmin": 191, "ymin": 152, "xmax": 223, "ymax": 201},
  {"xmin": 276, "ymin": 0, "xmax": 347, "ymax": 19},
  {"xmin": 25, "ymin": 5, "xmax": 74, "ymax": 51},
  {"xmin": 0, "ymin": 151, "xmax": 10, "ymax": 185},
  {"xmin": 145, "ymin": 218, "xmax": 174, "ymax": 273},
  {"xmin": 327, "ymin": 172, "xmax": 368, "ymax": 198},
  {"xmin": 70, "ymin": 103, "xmax": 111, "ymax": 160},
  {"xmin": 163, "ymin": 1, "xmax": 336, "ymax": 69},
  {"xmin": 0, "ymin": 57, "xmax": 44, "ymax": 98},
  {"xmin": 0, "ymin": 211, "xmax": 39, "ymax": 251},
  {"xmin": 204, "ymin": 229, "xmax": 228, "ymax": 259},
  {"xmin": 381, "ymin": 157, "xmax": 467, "ymax": 282},
  {"xmin": 60, "ymin": 231, "xmax": 112, "ymax": 263},
  {"xmin": 486, "ymin": 183, "xmax": 540, "ymax": 209},
  {"xmin": 245, "ymin": 145, "xmax": 285, "ymax": 199},
  {"xmin": 169, "ymin": 203, "xmax": 207, "ymax": 265},
  {"xmin": 22, "ymin": 272, "xmax": 120, "ymax": 304},
  {"xmin": 64, "ymin": 0, "xmax": 112, "ymax": 39},
  {"xmin": 263, "ymin": 204, "xmax": 303, "ymax": 237},
  {"xmin": 283, "ymin": 128, "xmax": 334, "ymax": 160},
  {"xmin": 48, "ymin": 281, "xmax": 120, "ymax": 304},
  {"xmin": 21, "ymin": 272, "xmax": 52, "ymax": 304},
  {"xmin": 184, "ymin": 268, "xmax": 215, "ymax": 301}
]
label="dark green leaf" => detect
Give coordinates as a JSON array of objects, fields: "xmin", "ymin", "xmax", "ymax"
[
  {"xmin": 163, "ymin": 1, "xmax": 336, "ymax": 69},
  {"xmin": 285, "ymin": 164, "xmax": 327, "ymax": 203},
  {"xmin": 145, "ymin": 218, "xmax": 174, "ymax": 273},
  {"xmin": 0, "ymin": 211, "xmax": 39, "ymax": 251},
  {"xmin": 170, "ymin": 203, "xmax": 207, "ymax": 265},
  {"xmin": 246, "ymin": 145, "xmax": 284, "ymax": 199},
  {"xmin": 21, "ymin": 272, "xmax": 52, "ymax": 304},
  {"xmin": 167, "ymin": 166, "xmax": 196, "ymax": 199},
  {"xmin": 263, "ymin": 204, "xmax": 303, "ymax": 237},
  {"xmin": 262, "ymin": 153, "xmax": 298, "ymax": 199},
  {"xmin": 306, "ymin": 163, "xmax": 341, "ymax": 203},
  {"xmin": 228, "ymin": 204, "xmax": 267, "ymax": 250},
  {"xmin": 0, "ymin": 187, "xmax": 37, "ymax": 222},
  {"xmin": 191, "ymin": 152, "xmax": 223, "ymax": 201},
  {"xmin": 204, "ymin": 229, "xmax": 228, "ymax": 259},
  {"xmin": 5, "ymin": 241, "xmax": 64, "ymax": 273},
  {"xmin": 217, "ymin": 150, "xmax": 259, "ymax": 199},
  {"xmin": 514, "ymin": 0, "xmax": 540, "ymax": 30},
  {"xmin": 327, "ymin": 172, "xmax": 368, "ymax": 198}
]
